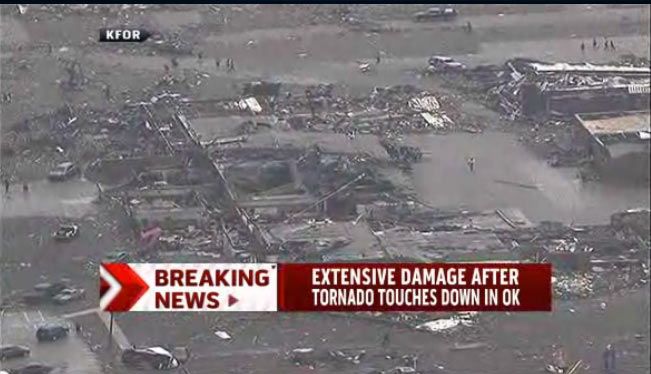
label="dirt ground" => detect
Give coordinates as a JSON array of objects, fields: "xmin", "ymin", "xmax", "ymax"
[{"xmin": 2, "ymin": 4, "xmax": 650, "ymax": 374}]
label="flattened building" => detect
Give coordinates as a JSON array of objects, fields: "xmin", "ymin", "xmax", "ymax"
[{"xmin": 575, "ymin": 111, "xmax": 650, "ymax": 181}]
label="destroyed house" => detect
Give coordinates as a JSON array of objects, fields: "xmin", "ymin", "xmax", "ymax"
[
  {"xmin": 517, "ymin": 62, "xmax": 650, "ymax": 116},
  {"xmin": 575, "ymin": 111, "xmax": 650, "ymax": 180},
  {"xmin": 125, "ymin": 186, "xmax": 208, "ymax": 229}
]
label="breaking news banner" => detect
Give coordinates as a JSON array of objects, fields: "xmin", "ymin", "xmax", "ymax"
[{"xmin": 99, "ymin": 263, "xmax": 552, "ymax": 313}]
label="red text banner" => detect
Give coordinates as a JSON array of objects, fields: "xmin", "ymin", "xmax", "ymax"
[{"xmin": 278, "ymin": 263, "xmax": 552, "ymax": 312}]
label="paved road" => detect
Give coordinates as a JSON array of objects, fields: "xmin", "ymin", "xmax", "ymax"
[
  {"xmin": 0, "ymin": 309, "xmax": 102, "ymax": 374},
  {"xmin": 1, "ymin": 178, "xmax": 98, "ymax": 219},
  {"xmin": 407, "ymin": 132, "xmax": 650, "ymax": 224}
]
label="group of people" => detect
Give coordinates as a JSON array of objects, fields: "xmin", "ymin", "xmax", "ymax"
[
  {"xmin": 163, "ymin": 54, "xmax": 236, "ymax": 75},
  {"xmin": 218, "ymin": 57, "xmax": 236, "ymax": 72},
  {"xmin": 580, "ymin": 37, "xmax": 616, "ymax": 52}
]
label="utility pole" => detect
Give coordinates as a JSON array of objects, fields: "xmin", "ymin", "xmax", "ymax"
[{"xmin": 108, "ymin": 312, "xmax": 114, "ymax": 348}]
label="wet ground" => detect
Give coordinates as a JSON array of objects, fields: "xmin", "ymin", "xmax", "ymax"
[
  {"xmin": 407, "ymin": 132, "xmax": 651, "ymax": 225},
  {"xmin": 2, "ymin": 177, "xmax": 98, "ymax": 218}
]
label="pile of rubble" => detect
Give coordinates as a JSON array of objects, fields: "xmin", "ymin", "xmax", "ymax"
[
  {"xmin": 479, "ymin": 59, "xmax": 651, "ymax": 119},
  {"xmin": 381, "ymin": 139, "xmax": 423, "ymax": 164},
  {"xmin": 272, "ymin": 85, "xmax": 457, "ymax": 135},
  {"xmin": 552, "ymin": 274, "xmax": 594, "ymax": 299}
]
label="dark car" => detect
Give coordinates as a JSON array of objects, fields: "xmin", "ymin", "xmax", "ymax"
[
  {"xmin": 0, "ymin": 345, "xmax": 30, "ymax": 361},
  {"xmin": 104, "ymin": 250, "xmax": 131, "ymax": 263},
  {"xmin": 52, "ymin": 224, "xmax": 79, "ymax": 241},
  {"xmin": 7, "ymin": 363, "xmax": 53, "ymax": 374},
  {"xmin": 121, "ymin": 346, "xmax": 180, "ymax": 370},
  {"xmin": 47, "ymin": 162, "xmax": 79, "ymax": 181},
  {"xmin": 413, "ymin": 7, "xmax": 458, "ymax": 22},
  {"xmin": 36, "ymin": 323, "xmax": 69, "ymax": 342},
  {"xmin": 33, "ymin": 282, "xmax": 68, "ymax": 297},
  {"xmin": 22, "ymin": 291, "xmax": 48, "ymax": 305}
]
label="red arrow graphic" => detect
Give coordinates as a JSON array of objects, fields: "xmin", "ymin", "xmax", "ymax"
[
  {"xmin": 102, "ymin": 263, "xmax": 149, "ymax": 312},
  {"xmin": 228, "ymin": 294, "xmax": 239, "ymax": 307}
]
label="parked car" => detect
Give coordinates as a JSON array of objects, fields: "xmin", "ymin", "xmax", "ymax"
[
  {"xmin": 6, "ymin": 363, "xmax": 53, "ymax": 374},
  {"xmin": 121, "ymin": 346, "xmax": 181, "ymax": 370},
  {"xmin": 52, "ymin": 224, "xmax": 79, "ymax": 241},
  {"xmin": 22, "ymin": 291, "xmax": 49, "ymax": 305},
  {"xmin": 427, "ymin": 55, "xmax": 466, "ymax": 72},
  {"xmin": 104, "ymin": 250, "xmax": 131, "ymax": 263},
  {"xmin": 413, "ymin": 7, "xmax": 458, "ymax": 22},
  {"xmin": 47, "ymin": 162, "xmax": 79, "ymax": 181},
  {"xmin": 51, "ymin": 288, "xmax": 85, "ymax": 305},
  {"xmin": 0, "ymin": 345, "xmax": 30, "ymax": 361},
  {"xmin": 36, "ymin": 323, "xmax": 69, "ymax": 342},
  {"xmin": 33, "ymin": 282, "xmax": 68, "ymax": 297}
]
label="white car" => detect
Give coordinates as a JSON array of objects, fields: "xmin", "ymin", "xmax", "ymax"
[
  {"xmin": 428, "ymin": 56, "xmax": 466, "ymax": 72},
  {"xmin": 52, "ymin": 288, "xmax": 85, "ymax": 305},
  {"xmin": 47, "ymin": 162, "xmax": 80, "ymax": 181},
  {"xmin": 122, "ymin": 346, "xmax": 181, "ymax": 370}
]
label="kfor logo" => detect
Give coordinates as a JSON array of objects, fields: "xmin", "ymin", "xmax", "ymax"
[{"xmin": 100, "ymin": 263, "xmax": 149, "ymax": 312}]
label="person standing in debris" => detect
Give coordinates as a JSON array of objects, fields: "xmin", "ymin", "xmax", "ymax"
[
  {"xmin": 104, "ymin": 83, "xmax": 111, "ymax": 101},
  {"xmin": 593, "ymin": 38, "xmax": 598, "ymax": 49},
  {"xmin": 22, "ymin": 182, "xmax": 28, "ymax": 193},
  {"xmin": 610, "ymin": 40, "xmax": 616, "ymax": 50},
  {"xmin": 376, "ymin": 51, "xmax": 381, "ymax": 64},
  {"xmin": 580, "ymin": 42, "xmax": 585, "ymax": 53},
  {"xmin": 381, "ymin": 331, "xmax": 390, "ymax": 347},
  {"xmin": 603, "ymin": 344, "xmax": 616, "ymax": 374},
  {"xmin": 96, "ymin": 182, "xmax": 103, "ymax": 202},
  {"xmin": 215, "ymin": 58, "xmax": 220, "ymax": 69},
  {"xmin": 466, "ymin": 21, "xmax": 472, "ymax": 33},
  {"xmin": 4, "ymin": 177, "xmax": 10, "ymax": 194},
  {"xmin": 604, "ymin": 38, "xmax": 609, "ymax": 50},
  {"xmin": 197, "ymin": 51, "xmax": 203, "ymax": 65},
  {"xmin": 467, "ymin": 157, "xmax": 475, "ymax": 173}
]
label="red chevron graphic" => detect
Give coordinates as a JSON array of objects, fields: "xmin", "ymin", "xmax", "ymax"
[
  {"xmin": 102, "ymin": 263, "xmax": 149, "ymax": 312},
  {"xmin": 99, "ymin": 277, "xmax": 109, "ymax": 299}
]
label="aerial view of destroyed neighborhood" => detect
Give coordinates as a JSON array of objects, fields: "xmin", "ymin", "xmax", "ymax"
[{"xmin": 0, "ymin": 4, "xmax": 649, "ymax": 374}]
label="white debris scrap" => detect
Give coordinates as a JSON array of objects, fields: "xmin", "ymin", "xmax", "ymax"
[
  {"xmin": 416, "ymin": 313, "xmax": 475, "ymax": 333},
  {"xmin": 409, "ymin": 95, "xmax": 440, "ymax": 112},
  {"xmin": 214, "ymin": 330, "xmax": 232, "ymax": 340}
]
